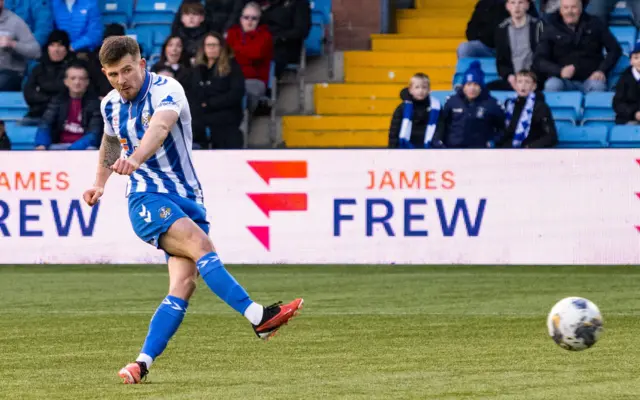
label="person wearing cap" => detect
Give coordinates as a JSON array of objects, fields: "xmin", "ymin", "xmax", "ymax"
[
  {"xmin": 613, "ymin": 42, "xmax": 640, "ymax": 125},
  {"xmin": 432, "ymin": 61, "xmax": 506, "ymax": 149},
  {"xmin": 24, "ymin": 30, "xmax": 72, "ymax": 120},
  {"xmin": 534, "ymin": 0, "xmax": 621, "ymax": 92}
]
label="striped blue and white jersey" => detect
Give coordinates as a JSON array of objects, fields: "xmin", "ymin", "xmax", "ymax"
[{"xmin": 101, "ymin": 71, "xmax": 204, "ymax": 204}]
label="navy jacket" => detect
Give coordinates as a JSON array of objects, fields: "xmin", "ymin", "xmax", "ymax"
[{"xmin": 433, "ymin": 89, "xmax": 505, "ymax": 148}]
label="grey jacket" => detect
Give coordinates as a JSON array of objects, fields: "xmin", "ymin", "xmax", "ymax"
[{"xmin": 0, "ymin": 9, "xmax": 41, "ymax": 73}]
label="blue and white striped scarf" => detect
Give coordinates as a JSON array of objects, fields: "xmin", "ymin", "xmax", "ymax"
[
  {"xmin": 399, "ymin": 96, "xmax": 441, "ymax": 148},
  {"xmin": 505, "ymin": 93, "xmax": 535, "ymax": 148}
]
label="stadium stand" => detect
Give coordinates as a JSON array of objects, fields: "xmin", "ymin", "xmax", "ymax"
[
  {"xmin": 556, "ymin": 125, "xmax": 609, "ymax": 148},
  {"xmin": 608, "ymin": 125, "xmax": 640, "ymax": 147}
]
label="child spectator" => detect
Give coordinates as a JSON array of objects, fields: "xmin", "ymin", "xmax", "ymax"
[
  {"xmin": 613, "ymin": 43, "xmax": 640, "ymax": 125},
  {"xmin": 173, "ymin": 0, "xmax": 245, "ymax": 35},
  {"xmin": 155, "ymin": 65, "xmax": 177, "ymax": 79},
  {"xmin": 0, "ymin": 5, "xmax": 41, "ymax": 91},
  {"xmin": 488, "ymin": 0, "xmax": 544, "ymax": 91},
  {"xmin": 34, "ymin": 61, "xmax": 102, "ymax": 150},
  {"xmin": 188, "ymin": 32, "xmax": 245, "ymax": 149},
  {"xmin": 24, "ymin": 30, "xmax": 71, "ymax": 120},
  {"xmin": 51, "ymin": 0, "xmax": 102, "ymax": 53},
  {"xmin": 150, "ymin": 35, "xmax": 191, "ymax": 87},
  {"xmin": 500, "ymin": 70, "xmax": 557, "ymax": 148},
  {"xmin": 5, "ymin": 0, "xmax": 53, "ymax": 47},
  {"xmin": 173, "ymin": 2, "xmax": 209, "ymax": 63},
  {"xmin": 433, "ymin": 61, "xmax": 505, "ymax": 148},
  {"xmin": 0, "ymin": 120, "xmax": 10, "ymax": 150},
  {"xmin": 458, "ymin": 0, "xmax": 538, "ymax": 59},
  {"xmin": 388, "ymin": 73, "xmax": 441, "ymax": 148},
  {"xmin": 226, "ymin": 2, "xmax": 273, "ymax": 112}
]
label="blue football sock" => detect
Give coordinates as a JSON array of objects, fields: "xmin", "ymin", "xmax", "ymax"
[
  {"xmin": 140, "ymin": 295, "xmax": 188, "ymax": 361},
  {"xmin": 197, "ymin": 252, "xmax": 253, "ymax": 314}
]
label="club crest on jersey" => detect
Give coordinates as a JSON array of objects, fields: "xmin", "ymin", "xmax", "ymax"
[
  {"xmin": 141, "ymin": 111, "xmax": 152, "ymax": 129},
  {"xmin": 158, "ymin": 95, "xmax": 176, "ymax": 108},
  {"xmin": 159, "ymin": 206, "xmax": 172, "ymax": 219},
  {"xmin": 476, "ymin": 107, "xmax": 485, "ymax": 118}
]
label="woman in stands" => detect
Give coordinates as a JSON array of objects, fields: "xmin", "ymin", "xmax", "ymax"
[
  {"xmin": 226, "ymin": 2, "xmax": 273, "ymax": 113},
  {"xmin": 23, "ymin": 30, "xmax": 73, "ymax": 122},
  {"xmin": 150, "ymin": 35, "xmax": 192, "ymax": 87},
  {"xmin": 188, "ymin": 32, "xmax": 246, "ymax": 149}
]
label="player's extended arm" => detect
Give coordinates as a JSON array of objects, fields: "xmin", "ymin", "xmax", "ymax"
[
  {"xmin": 131, "ymin": 110, "xmax": 178, "ymax": 166},
  {"xmin": 83, "ymin": 133, "xmax": 121, "ymax": 206}
]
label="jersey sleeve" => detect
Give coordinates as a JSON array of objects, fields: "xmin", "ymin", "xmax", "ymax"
[
  {"xmin": 152, "ymin": 77, "xmax": 187, "ymax": 115},
  {"xmin": 100, "ymin": 96, "xmax": 117, "ymax": 137}
]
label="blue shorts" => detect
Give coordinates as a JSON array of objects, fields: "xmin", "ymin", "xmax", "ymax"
[{"xmin": 128, "ymin": 192, "xmax": 210, "ymax": 252}]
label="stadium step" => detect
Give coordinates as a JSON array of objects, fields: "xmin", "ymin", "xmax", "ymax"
[
  {"xmin": 397, "ymin": 8, "xmax": 473, "ymax": 19},
  {"xmin": 282, "ymin": 116, "xmax": 389, "ymax": 147},
  {"xmin": 371, "ymin": 35, "xmax": 464, "ymax": 52},
  {"xmin": 344, "ymin": 51, "xmax": 457, "ymax": 68},
  {"xmin": 315, "ymin": 98, "xmax": 402, "ymax": 115},
  {"xmin": 415, "ymin": 0, "xmax": 477, "ymax": 9},
  {"xmin": 397, "ymin": 17, "xmax": 468, "ymax": 36},
  {"xmin": 344, "ymin": 67, "xmax": 454, "ymax": 85}
]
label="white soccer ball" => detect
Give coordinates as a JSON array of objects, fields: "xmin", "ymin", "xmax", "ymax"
[{"xmin": 546, "ymin": 297, "xmax": 603, "ymax": 351}]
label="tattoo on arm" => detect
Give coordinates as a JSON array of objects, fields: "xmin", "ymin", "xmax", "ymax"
[{"xmin": 100, "ymin": 134, "xmax": 122, "ymax": 169}]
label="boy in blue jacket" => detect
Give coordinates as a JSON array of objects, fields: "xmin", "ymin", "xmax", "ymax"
[{"xmin": 433, "ymin": 61, "xmax": 505, "ymax": 148}]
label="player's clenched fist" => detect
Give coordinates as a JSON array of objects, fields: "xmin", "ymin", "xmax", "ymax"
[
  {"xmin": 111, "ymin": 158, "xmax": 140, "ymax": 175},
  {"xmin": 83, "ymin": 186, "xmax": 104, "ymax": 206}
]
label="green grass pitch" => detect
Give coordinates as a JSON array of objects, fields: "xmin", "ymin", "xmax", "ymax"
[{"xmin": 1, "ymin": 265, "xmax": 639, "ymax": 399}]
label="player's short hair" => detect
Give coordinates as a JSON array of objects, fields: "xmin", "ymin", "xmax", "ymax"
[
  {"xmin": 99, "ymin": 36, "xmax": 141, "ymax": 67},
  {"xmin": 516, "ymin": 69, "xmax": 538, "ymax": 83},
  {"xmin": 409, "ymin": 72, "xmax": 430, "ymax": 88},
  {"xmin": 181, "ymin": 2, "xmax": 205, "ymax": 16}
]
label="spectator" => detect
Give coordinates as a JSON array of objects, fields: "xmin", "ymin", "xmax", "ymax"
[
  {"xmin": 189, "ymin": 32, "xmax": 245, "ymax": 149},
  {"xmin": 256, "ymin": 0, "xmax": 311, "ymax": 77},
  {"xmin": 613, "ymin": 43, "xmax": 640, "ymax": 125},
  {"xmin": 500, "ymin": 70, "xmax": 557, "ymax": 148},
  {"xmin": 24, "ymin": 30, "xmax": 71, "ymax": 120},
  {"xmin": 226, "ymin": 2, "xmax": 273, "ymax": 112},
  {"xmin": 458, "ymin": 0, "xmax": 538, "ymax": 59},
  {"xmin": 388, "ymin": 73, "xmax": 441, "ymax": 148},
  {"xmin": 0, "ymin": 120, "xmax": 10, "ymax": 150},
  {"xmin": 155, "ymin": 65, "xmax": 177, "ymax": 78},
  {"xmin": 51, "ymin": 0, "xmax": 102, "ymax": 53},
  {"xmin": 535, "ymin": 0, "xmax": 621, "ymax": 92},
  {"xmin": 587, "ymin": 0, "xmax": 640, "ymax": 26},
  {"xmin": 173, "ymin": 0, "xmax": 245, "ymax": 35},
  {"xmin": 5, "ymin": 0, "xmax": 53, "ymax": 47},
  {"xmin": 0, "ymin": 2, "xmax": 41, "ymax": 91},
  {"xmin": 488, "ymin": 0, "xmax": 544, "ymax": 91},
  {"xmin": 173, "ymin": 2, "xmax": 209, "ymax": 63},
  {"xmin": 150, "ymin": 35, "xmax": 191, "ymax": 87},
  {"xmin": 86, "ymin": 23, "xmax": 125, "ymax": 99},
  {"xmin": 35, "ymin": 61, "xmax": 102, "ymax": 150},
  {"xmin": 433, "ymin": 61, "xmax": 505, "ymax": 148}
]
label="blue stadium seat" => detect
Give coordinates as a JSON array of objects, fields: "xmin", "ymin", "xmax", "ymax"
[
  {"xmin": 555, "ymin": 120, "xmax": 575, "ymax": 131},
  {"xmin": 556, "ymin": 125, "xmax": 609, "ymax": 148},
  {"xmin": 129, "ymin": 25, "xmax": 171, "ymax": 58},
  {"xmin": 453, "ymin": 58, "xmax": 498, "ymax": 86},
  {"xmin": 610, "ymin": 26, "xmax": 637, "ymax": 54},
  {"xmin": 609, "ymin": 3, "xmax": 635, "ymax": 26},
  {"xmin": 489, "ymin": 90, "xmax": 515, "ymax": 105},
  {"xmin": 4, "ymin": 122, "xmax": 37, "ymax": 149},
  {"xmin": 582, "ymin": 92, "xmax": 615, "ymax": 126},
  {"xmin": 608, "ymin": 125, "xmax": 640, "ymax": 147},
  {"xmin": 430, "ymin": 90, "xmax": 454, "ymax": 105},
  {"xmin": 608, "ymin": 54, "xmax": 629, "ymax": 89},
  {"xmin": 100, "ymin": 0, "xmax": 135, "ymax": 27},
  {"xmin": 0, "ymin": 92, "xmax": 28, "ymax": 120},
  {"xmin": 305, "ymin": 12, "xmax": 326, "ymax": 56},
  {"xmin": 132, "ymin": 0, "xmax": 182, "ymax": 26},
  {"xmin": 544, "ymin": 91, "xmax": 582, "ymax": 124}
]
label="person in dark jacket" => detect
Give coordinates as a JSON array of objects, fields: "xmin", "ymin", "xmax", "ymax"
[
  {"xmin": 150, "ymin": 35, "xmax": 191, "ymax": 87},
  {"xmin": 23, "ymin": 30, "xmax": 72, "ymax": 120},
  {"xmin": 499, "ymin": 70, "xmax": 557, "ymax": 148},
  {"xmin": 173, "ymin": 2, "xmax": 209, "ymax": 63},
  {"xmin": 34, "ymin": 61, "xmax": 102, "ymax": 150},
  {"xmin": 189, "ymin": 32, "xmax": 246, "ymax": 149},
  {"xmin": 613, "ymin": 43, "xmax": 640, "ymax": 125},
  {"xmin": 173, "ymin": 0, "xmax": 246, "ymax": 35},
  {"xmin": 458, "ymin": 0, "xmax": 538, "ymax": 59},
  {"xmin": 487, "ymin": 0, "xmax": 544, "ymax": 91},
  {"xmin": 534, "ymin": 0, "xmax": 621, "ymax": 92},
  {"xmin": 226, "ymin": 2, "xmax": 273, "ymax": 112},
  {"xmin": 388, "ymin": 73, "xmax": 441, "ymax": 148},
  {"xmin": 433, "ymin": 61, "xmax": 505, "ymax": 148},
  {"xmin": 0, "ymin": 120, "xmax": 11, "ymax": 150}
]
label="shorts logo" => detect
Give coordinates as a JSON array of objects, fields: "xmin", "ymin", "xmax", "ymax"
[
  {"xmin": 246, "ymin": 161, "xmax": 308, "ymax": 251},
  {"xmin": 139, "ymin": 204, "xmax": 152, "ymax": 223},
  {"xmin": 159, "ymin": 206, "xmax": 172, "ymax": 219}
]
